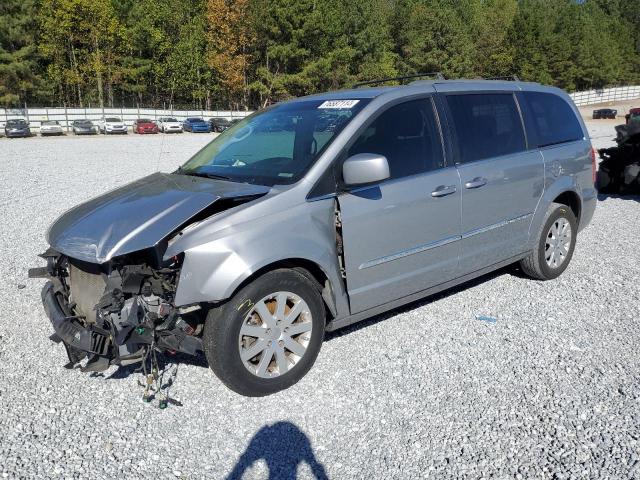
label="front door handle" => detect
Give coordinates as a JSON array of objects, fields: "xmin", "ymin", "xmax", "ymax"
[
  {"xmin": 464, "ymin": 177, "xmax": 488, "ymax": 189},
  {"xmin": 431, "ymin": 185, "xmax": 457, "ymax": 198}
]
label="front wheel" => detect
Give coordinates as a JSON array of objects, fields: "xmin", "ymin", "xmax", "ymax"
[
  {"xmin": 203, "ymin": 269, "xmax": 325, "ymax": 396},
  {"xmin": 520, "ymin": 202, "xmax": 577, "ymax": 280}
]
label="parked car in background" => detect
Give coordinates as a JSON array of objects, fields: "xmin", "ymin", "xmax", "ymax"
[
  {"xmin": 71, "ymin": 119, "xmax": 97, "ymax": 135},
  {"xmin": 230, "ymin": 118, "xmax": 242, "ymax": 126},
  {"xmin": 625, "ymin": 108, "xmax": 640, "ymax": 125},
  {"xmin": 4, "ymin": 119, "xmax": 31, "ymax": 138},
  {"xmin": 592, "ymin": 108, "xmax": 617, "ymax": 119},
  {"xmin": 97, "ymin": 117, "xmax": 128, "ymax": 135},
  {"xmin": 183, "ymin": 117, "xmax": 211, "ymax": 133},
  {"xmin": 40, "ymin": 120, "xmax": 65, "ymax": 136},
  {"xmin": 208, "ymin": 117, "xmax": 232, "ymax": 133},
  {"xmin": 133, "ymin": 118, "xmax": 159, "ymax": 134},
  {"xmin": 32, "ymin": 79, "xmax": 596, "ymax": 396},
  {"xmin": 157, "ymin": 117, "xmax": 183, "ymax": 133}
]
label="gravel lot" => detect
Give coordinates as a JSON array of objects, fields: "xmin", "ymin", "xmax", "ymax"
[{"xmin": 0, "ymin": 124, "xmax": 639, "ymax": 479}]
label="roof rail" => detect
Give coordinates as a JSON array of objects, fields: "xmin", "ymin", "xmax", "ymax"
[
  {"xmin": 487, "ymin": 75, "xmax": 521, "ymax": 81},
  {"xmin": 353, "ymin": 72, "xmax": 445, "ymax": 88}
]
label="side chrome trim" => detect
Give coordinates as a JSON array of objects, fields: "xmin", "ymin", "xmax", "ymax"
[
  {"xmin": 461, "ymin": 213, "xmax": 532, "ymax": 240},
  {"xmin": 358, "ymin": 212, "xmax": 533, "ymax": 271},
  {"xmin": 359, "ymin": 235, "xmax": 460, "ymax": 270}
]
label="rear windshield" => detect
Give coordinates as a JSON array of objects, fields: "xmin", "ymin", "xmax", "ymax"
[{"xmin": 522, "ymin": 92, "xmax": 583, "ymax": 147}]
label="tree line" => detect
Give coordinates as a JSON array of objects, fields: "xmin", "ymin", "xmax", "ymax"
[{"xmin": 1, "ymin": 0, "xmax": 638, "ymax": 110}]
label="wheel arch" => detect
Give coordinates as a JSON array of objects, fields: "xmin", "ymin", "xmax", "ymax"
[
  {"xmin": 221, "ymin": 258, "xmax": 338, "ymax": 323},
  {"xmin": 552, "ymin": 190, "xmax": 581, "ymax": 223}
]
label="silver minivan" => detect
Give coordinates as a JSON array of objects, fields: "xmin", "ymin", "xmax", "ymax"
[{"xmin": 33, "ymin": 79, "xmax": 597, "ymax": 396}]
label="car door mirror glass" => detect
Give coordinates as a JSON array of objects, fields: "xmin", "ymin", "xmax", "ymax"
[{"xmin": 342, "ymin": 153, "xmax": 390, "ymax": 186}]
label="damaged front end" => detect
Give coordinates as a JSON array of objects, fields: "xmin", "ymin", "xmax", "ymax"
[{"xmin": 31, "ymin": 249, "xmax": 203, "ymax": 373}]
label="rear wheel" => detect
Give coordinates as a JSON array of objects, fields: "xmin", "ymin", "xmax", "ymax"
[
  {"xmin": 520, "ymin": 202, "xmax": 577, "ymax": 280},
  {"xmin": 203, "ymin": 269, "xmax": 325, "ymax": 396}
]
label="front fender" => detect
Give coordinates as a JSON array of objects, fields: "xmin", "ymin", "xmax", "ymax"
[{"xmin": 173, "ymin": 198, "xmax": 349, "ymax": 317}]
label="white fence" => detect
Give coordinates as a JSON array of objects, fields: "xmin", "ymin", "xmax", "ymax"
[
  {"xmin": 0, "ymin": 107, "xmax": 253, "ymax": 131},
  {"xmin": 569, "ymin": 85, "xmax": 640, "ymax": 107},
  {"xmin": 2, "ymin": 85, "xmax": 640, "ymax": 131}
]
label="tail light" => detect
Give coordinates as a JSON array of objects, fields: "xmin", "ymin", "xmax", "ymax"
[{"xmin": 591, "ymin": 147, "xmax": 597, "ymax": 185}]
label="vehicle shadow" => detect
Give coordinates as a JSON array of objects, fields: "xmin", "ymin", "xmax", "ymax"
[
  {"xmin": 226, "ymin": 421, "xmax": 328, "ymax": 480},
  {"xmin": 325, "ymin": 265, "xmax": 513, "ymax": 341}
]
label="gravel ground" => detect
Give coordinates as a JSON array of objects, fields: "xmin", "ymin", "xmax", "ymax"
[{"xmin": 0, "ymin": 125, "xmax": 639, "ymax": 480}]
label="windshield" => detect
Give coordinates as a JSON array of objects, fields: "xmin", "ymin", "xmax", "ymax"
[
  {"xmin": 42, "ymin": 121, "xmax": 58, "ymax": 125},
  {"xmin": 187, "ymin": 118, "xmax": 204, "ymax": 122},
  {"xmin": 165, "ymin": 118, "xmax": 178, "ymax": 122},
  {"xmin": 138, "ymin": 119, "xmax": 152, "ymax": 123},
  {"xmin": 106, "ymin": 117, "xmax": 121, "ymax": 122},
  {"xmin": 7, "ymin": 120, "xmax": 27, "ymax": 126},
  {"xmin": 180, "ymin": 98, "xmax": 369, "ymax": 186},
  {"xmin": 77, "ymin": 120, "xmax": 92, "ymax": 125}
]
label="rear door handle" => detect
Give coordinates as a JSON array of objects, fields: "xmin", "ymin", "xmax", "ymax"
[
  {"xmin": 464, "ymin": 177, "xmax": 488, "ymax": 189},
  {"xmin": 431, "ymin": 185, "xmax": 457, "ymax": 198}
]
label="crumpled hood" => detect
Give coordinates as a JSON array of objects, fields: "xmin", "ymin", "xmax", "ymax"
[{"xmin": 47, "ymin": 172, "xmax": 270, "ymax": 264}]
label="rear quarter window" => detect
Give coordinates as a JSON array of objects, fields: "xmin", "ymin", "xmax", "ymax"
[{"xmin": 522, "ymin": 92, "xmax": 583, "ymax": 147}]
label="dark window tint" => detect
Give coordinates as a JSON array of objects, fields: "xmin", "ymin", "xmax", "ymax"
[
  {"xmin": 523, "ymin": 92, "xmax": 583, "ymax": 147},
  {"xmin": 446, "ymin": 93, "xmax": 526, "ymax": 163},
  {"xmin": 347, "ymin": 99, "xmax": 444, "ymax": 179}
]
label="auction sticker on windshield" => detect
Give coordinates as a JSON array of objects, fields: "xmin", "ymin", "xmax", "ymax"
[{"xmin": 318, "ymin": 100, "xmax": 360, "ymax": 109}]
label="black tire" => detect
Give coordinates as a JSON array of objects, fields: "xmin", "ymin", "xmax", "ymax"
[
  {"xmin": 520, "ymin": 202, "xmax": 577, "ymax": 280},
  {"xmin": 203, "ymin": 269, "xmax": 325, "ymax": 396}
]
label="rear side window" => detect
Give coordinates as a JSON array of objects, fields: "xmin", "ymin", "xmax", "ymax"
[
  {"xmin": 347, "ymin": 98, "xmax": 444, "ymax": 179},
  {"xmin": 523, "ymin": 92, "xmax": 583, "ymax": 147},
  {"xmin": 446, "ymin": 93, "xmax": 526, "ymax": 163}
]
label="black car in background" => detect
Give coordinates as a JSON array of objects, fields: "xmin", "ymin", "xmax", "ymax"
[
  {"xmin": 71, "ymin": 119, "xmax": 98, "ymax": 135},
  {"xmin": 208, "ymin": 117, "xmax": 232, "ymax": 132},
  {"xmin": 593, "ymin": 108, "xmax": 617, "ymax": 119},
  {"xmin": 4, "ymin": 119, "xmax": 31, "ymax": 138}
]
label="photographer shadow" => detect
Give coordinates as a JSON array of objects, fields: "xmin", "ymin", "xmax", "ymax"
[{"xmin": 226, "ymin": 421, "xmax": 328, "ymax": 480}]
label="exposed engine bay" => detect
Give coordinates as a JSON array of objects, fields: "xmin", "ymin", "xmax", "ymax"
[{"xmin": 31, "ymin": 248, "xmax": 204, "ymax": 374}]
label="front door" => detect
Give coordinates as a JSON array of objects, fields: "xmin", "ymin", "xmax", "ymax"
[{"xmin": 338, "ymin": 98, "xmax": 462, "ymax": 314}]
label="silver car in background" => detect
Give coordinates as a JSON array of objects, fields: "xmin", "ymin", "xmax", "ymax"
[
  {"xmin": 40, "ymin": 120, "xmax": 65, "ymax": 136},
  {"xmin": 157, "ymin": 117, "xmax": 184, "ymax": 133},
  {"xmin": 32, "ymin": 79, "xmax": 596, "ymax": 396},
  {"xmin": 71, "ymin": 119, "xmax": 98, "ymax": 135},
  {"xmin": 97, "ymin": 117, "xmax": 128, "ymax": 135}
]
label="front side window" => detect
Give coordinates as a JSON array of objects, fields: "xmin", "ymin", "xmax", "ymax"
[
  {"xmin": 446, "ymin": 93, "xmax": 526, "ymax": 163},
  {"xmin": 347, "ymin": 98, "xmax": 444, "ymax": 179},
  {"xmin": 181, "ymin": 99, "xmax": 369, "ymax": 186},
  {"xmin": 523, "ymin": 92, "xmax": 583, "ymax": 147}
]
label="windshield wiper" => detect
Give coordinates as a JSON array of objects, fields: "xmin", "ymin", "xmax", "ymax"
[{"xmin": 176, "ymin": 166, "xmax": 232, "ymax": 181}]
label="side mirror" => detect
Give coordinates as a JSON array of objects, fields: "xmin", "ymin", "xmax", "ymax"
[{"xmin": 342, "ymin": 153, "xmax": 390, "ymax": 187}]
